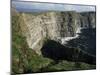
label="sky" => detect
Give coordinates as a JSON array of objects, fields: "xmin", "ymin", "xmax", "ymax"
[{"xmin": 12, "ymin": 0, "xmax": 96, "ymax": 12}]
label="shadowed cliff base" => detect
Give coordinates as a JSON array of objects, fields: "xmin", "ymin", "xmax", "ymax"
[
  {"xmin": 65, "ymin": 28, "xmax": 96, "ymax": 56},
  {"xmin": 41, "ymin": 39, "xmax": 96, "ymax": 65}
]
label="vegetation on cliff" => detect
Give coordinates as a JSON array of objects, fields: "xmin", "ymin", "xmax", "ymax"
[{"xmin": 12, "ymin": 14, "xmax": 53, "ymax": 74}]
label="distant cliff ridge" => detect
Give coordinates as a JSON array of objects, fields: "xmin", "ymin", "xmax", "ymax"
[{"xmin": 17, "ymin": 11, "xmax": 96, "ymax": 54}]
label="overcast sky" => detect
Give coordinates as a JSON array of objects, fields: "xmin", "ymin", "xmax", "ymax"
[{"xmin": 12, "ymin": 0, "xmax": 96, "ymax": 12}]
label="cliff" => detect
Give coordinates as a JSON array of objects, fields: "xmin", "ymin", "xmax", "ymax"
[
  {"xmin": 18, "ymin": 11, "xmax": 95, "ymax": 54},
  {"xmin": 80, "ymin": 12, "xmax": 96, "ymax": 28},
  {"xmin": 12, "ymin": 7, "xmax": 96, "ymax": 73}
]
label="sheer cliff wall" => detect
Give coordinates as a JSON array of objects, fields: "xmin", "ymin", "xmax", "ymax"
[{"xmin": 18, "ymin": 11, "xmax": 95, "ymax": 54}]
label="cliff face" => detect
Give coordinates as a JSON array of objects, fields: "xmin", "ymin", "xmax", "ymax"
[
  {"xmin": 80, "ymin": 12, "xmax": 96, "ymax": 28},
  {"xmin": 19, "ymin": 11, "xmax": 95, "ymax": 54}
]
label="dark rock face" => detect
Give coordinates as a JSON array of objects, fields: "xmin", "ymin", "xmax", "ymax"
[
  {"xmin": 80, "ymin": 12, "xmax": 96, "ymax": 28},
  {"xmin": 41, "ymin": 40, "xmax": 96, "ymax": 65},
  {"xmin": 65, "ymin": 28, "xmax": 96, "ymax": 56}
]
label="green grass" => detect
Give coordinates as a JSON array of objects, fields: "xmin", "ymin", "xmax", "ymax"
[
  {"xmin": 12, "ymin": 14, "xmax": 53, "ymax": 74},
  {"xmin": 39, "ymin": 60, "xmax": 95, "ymax": 72}
]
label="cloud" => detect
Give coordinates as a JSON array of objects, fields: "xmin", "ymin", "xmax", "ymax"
[{"xmin": 12, "ymin": 1, "xmax": 95, "ymax": 12}]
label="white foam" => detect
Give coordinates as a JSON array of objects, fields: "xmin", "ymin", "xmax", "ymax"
[{"xmin": 61, "ymin": 27, "xmax": 82, "ymax": 44}]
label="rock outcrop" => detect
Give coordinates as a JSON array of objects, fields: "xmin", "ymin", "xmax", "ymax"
[
  {"xmin": 18, "ymin": 11, "xmax": 95, "ymax": 54},
  {"xmin": 11, "ymin": 5, "xmax": 96, "ymax": 54},
  {"xmin": 80, "ymin": 12, "xmax": 96, "ymax": 28}
]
